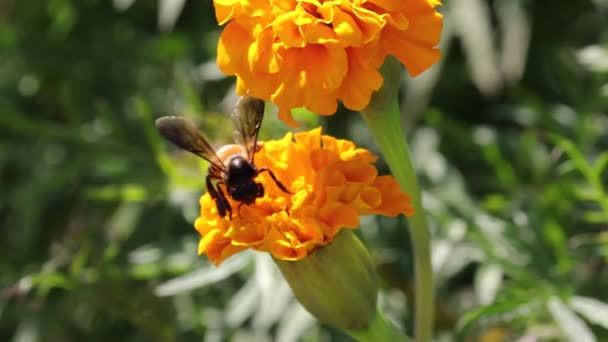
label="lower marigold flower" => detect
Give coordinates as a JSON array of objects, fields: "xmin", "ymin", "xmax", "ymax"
[
  {"xmin": 214, "ymin": 0, "xmax": 443, "ymax": 126},
  {"xmin": 274, "ymin": 229, "xmax": 377, "ymax": 331},
  {"xmin": 194, "ymin": 127, "xmax": 414, "ymax": 265}
]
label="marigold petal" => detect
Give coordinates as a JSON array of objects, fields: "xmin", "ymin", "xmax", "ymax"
[
  {"xmin": 319, "ymin": 168, "xmax": 346, "ymax": 187},
  {"xmin": 329, "ymin": 7, "xmax": 364, "ymax": 46},
  {"xmin": 273, "ymin": 11, "xmax": 306, "ymax": 47},
  {"xmin": 294, "ymin": 3, "xmax": 341, "ymax": 45},
  {"xmin": 256, "ymin": 132, "xmax": 292, "ymax": 167},
  {"xmin": 320, "ymin": 135, "xmax": 353, "ymax": 154},
  {"xmin": 338, "ymin": 48, "xmax": 384, "ymax": 110},
  {"xmin": 219, "ymin": 23, "xmax": 283, "ymax": 100},
  {"xmin": 195, "ymin": 195, "xmax": 226, "ymax": 233},
  {"xmin": 355, "ymin": 186, "xmax": 383, "ymax": 210},
  {"xmin": 198, "ymin": 230, "xmax": 247, "ymax": 265},
  {"xmin": 294, "ymin": 217, "xmax": 325, "ymax": 242},
  {"xmin": 371, "ymin": 176, "xmax": 415, "ymax": 216},
  {"xmin": 400, "ymin": 2, "xmax": 443, "ymax": 46},
  {"xmin": 349, "ymin": 5, "xmax": 387, "ymax": 44},
  {"xmin": 324, "ymin": 185, "xmax": 343, "ymax": 203},
  {"xmin": 265, "ymin": 228, "xmax": 311, "ymax": 260},
  {"xmin": 381, "ymin": 3, "xmax": 443, "ymax": 76},
  {"xmin": 277, "ymin": 108, "xmax": 301, "ymax": 128},
  {"xmin": 340, "ymin": 148, "xmax": 378, "ymax": 164},
  {"xmin": 338, "ymin": 183, "xmax": 364, "ymax": 203},
  {"xmin": 217, "ymin": 21, "xmax": 251, "ymax": 75},
  {"xmin": 339, "ymin": 159, "xmax": 378, "ymax": 183},
  {"xmin": 231, "ymin": 218, "xmax": 266, "ymax": 246},
  {"xmin": 249, "ymin": 27, "xmax": 281, "ymax": 74},
  {"xmin": 213, "ymin": 0, "xmax": 241, "ymax": 25},
  {"xmin": 386, "ymin": 34, "xmax": 441, "ymax": 76},
  {"xmin": 319, "ymin": 202, "xmax": 360, "ymax": 231},
  {"xmin": 294, "ymin": 127, "xmax": 323, "ymax": 150},
  {"xmin": 290, "ymin": 188, "xmax": 313, "ymax": 211},
  {"xmin": 385, "ymin": 10, "xmax": 409, "ymax": 30},
  {"xmin": 270, "ymin": 44, "xmax": 347, "ymax": 117},
  {"xmin": 214, "ymin": 0, "xmax": 271, "ymax": 24},
  {"xmin": 198, "ymin": 229, "xmax": 220, "ymax": 256},
  {"xmin": 310, "ymin": 148, "xmax": 340, "ymax": 171}
]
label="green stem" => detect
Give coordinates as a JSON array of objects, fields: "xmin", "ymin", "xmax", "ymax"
[
  {"xmin": 348, "ymin": 310, "xmax": 412, "ymax": 342},
  {"xmin": 361, "ymin": 59, "xmax": 434, "ymax": 341}
]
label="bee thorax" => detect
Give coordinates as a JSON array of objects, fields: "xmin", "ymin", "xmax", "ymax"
[{"xmin": 216, "ymin": 144, "xmax": 247, "ymax": 165}]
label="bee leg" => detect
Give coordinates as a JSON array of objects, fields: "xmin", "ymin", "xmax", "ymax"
[
  {"xmin": 216, "ymin": 184, "xmax": 232, "ymax": 219},
  {"xmin": 206, "ymin": 176, "xmax": 225, "ymax": 217},
  {"xmin": 258, "ymin": 168, "xmax": 292, "ymax": 194},
  {"xmin": 206, "ymin": 176, "xmax": 231, "ymax": 218},
  {"xmin": 206, "ymin": 176, "xmax": 219, "ymax": 199},
  {"xmin": 256, "ymin": 183, "xmax": 264, "ymax": 197}
]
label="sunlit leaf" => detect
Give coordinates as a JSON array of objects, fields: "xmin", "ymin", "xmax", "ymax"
[
  {"xmin": 547, "ymin": 296, "xmax": 596, "ymax": 342},
  {"xmin": 593, "ymin": 152, "xmax": 608, "ymax": 177},
  {"xmin": 225, "ymin": 276, "xmax": 260, "ymax": 328},
  {"xmin": 583, "ymin": 210, "xmax": 608, "ymax": 224},
  {"xmin": 276, "ymin": 302, "xmax": 317, "ymax": 342},
  {"xmin": 457, "ymin": 297, "xmax": 535, "ymax": 336},
  {"xmin": 570, "ymin": 296, "xmax": 608, "ymax": 330},
  {"xmin": 155, "ymin": 252, "xmax": 252, "ymax": 296},
  {"xmin": 475, "ymin": 264, "xmax": 503, "ymax": 305}
]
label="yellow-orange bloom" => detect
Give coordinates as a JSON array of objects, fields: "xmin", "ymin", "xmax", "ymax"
[
  {"xmin": 195, "ymin": 128, "xmax": 414, "ymax": 264},
  {"xmin": 214, "ymin": 0, "xmax": 443, "ymax": 126}
]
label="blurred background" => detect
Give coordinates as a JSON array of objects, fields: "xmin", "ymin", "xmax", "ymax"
[{"xmin": 1, "ymin": 0, "xmax": 607, "ymax": 341}]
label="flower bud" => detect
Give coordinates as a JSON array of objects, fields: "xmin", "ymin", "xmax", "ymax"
[{"xmin": 273, "ymin": 229, "xmax": 377, "ymax": 331}]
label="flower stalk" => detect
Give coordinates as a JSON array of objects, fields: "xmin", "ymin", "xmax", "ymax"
[
  {"xmin": 348, "ymin": 310, "xmax": 412, "ymax": 342},
  {"xmin": 361, "ymin": 56, "xmax": 434, "ymax": 342}
]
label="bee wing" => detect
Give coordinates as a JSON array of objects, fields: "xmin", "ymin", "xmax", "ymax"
[
  {"xmin": 231, "ymin": 97, "xmax": 265, "ymax": 162},
  {"xmin": 155, "ymin": 116, "xmax": 226, "ymax": 171}
]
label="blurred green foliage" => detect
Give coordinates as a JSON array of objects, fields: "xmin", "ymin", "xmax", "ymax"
[{"xmin": 1, "ymin": 0, "xmax": 607, "ymax": 341}]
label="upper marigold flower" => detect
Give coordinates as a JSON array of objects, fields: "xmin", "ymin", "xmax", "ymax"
[
  {"xmin": 214, "ymin": 0, "xmax": 443, "ymax": 126},
  {"xmin": 195, "ymin": 127, "xmax": 414, "ymax": 264}
]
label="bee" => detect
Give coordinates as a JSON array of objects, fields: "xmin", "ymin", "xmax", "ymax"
[{"xmin": 155, "ymin": 97, "xmax": 290, "ymax": 218}]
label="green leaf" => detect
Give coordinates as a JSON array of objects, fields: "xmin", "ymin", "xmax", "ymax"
[
  {"xmin": 542, "ymin": 220, "xmax": 573, "ymax": 275},
  {"xmin": 348, "ymin": 310, "xmax": 412, "ymax": 342},
  {"xmin": 583, "ymin": 210, "xmax": 608, "ymax": 224},
  {"xmin": 474, "ymin": 264, "xmax": 503, "ymax": 305},
  {"xmin": 551, "ymin": 134, "xmax": 594, "ymax": 178},
  {"xmin": 456, "ymin": 297, "xmax": 533, "ymax": 336},
  {"xmin": 84, "ymin": 184, "xmax": 148, "ymax": 202},
  {"xmin": 574, "ymin": 185, "xmax": 600, "ymax": 201},
  {"xmin": 593, "ymin": 152, "xmax": 608, "ymax": 177},
  {"xmin": 570, "ymin": 296, "xmax": 608, "ymax": 330},
  {"xmin": 547, "ymin": 296, "xmax": 596, "ymax": 342}
]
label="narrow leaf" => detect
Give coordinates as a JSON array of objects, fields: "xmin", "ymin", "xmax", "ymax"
[
  {"xmin": 571, "ymin": 296, "xmax": 608, "ymax": 330},
  {"xmin": 475, "ymin": 264, "xmax": 503, "ymax": 305},
  {"xmin": 457, "ymin": 297, "xmax": 531, "ymax": 335},
  {"xmin": 583, "ymin": 210, "xmax": 608, "ymax": 223},
  {"xmin": 593, "ymin": 152, "xmax": 608, "ymax": 177},
  {"xmin": 547, "ymin": 296, "xmax": 596, "ymax": 342}
]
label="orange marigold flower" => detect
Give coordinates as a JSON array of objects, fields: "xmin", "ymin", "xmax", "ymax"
[
  {"xmin": 195, "ymin": 127, "xmax": 414, "ymax": 264},
  {"xmin": 214, "ymin": 0, "xmax": 443, "ymax": 126}
]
